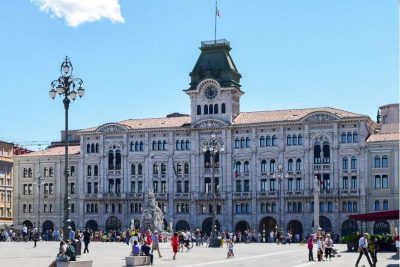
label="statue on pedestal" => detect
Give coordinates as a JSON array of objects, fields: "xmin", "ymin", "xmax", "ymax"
[
  {"xmin": 313, "ymin": 175, "xmax": 320, "ymax": 192},
  {"xmin": 141, "ymin": 190, "xmax": 164, "ymax": 232}
]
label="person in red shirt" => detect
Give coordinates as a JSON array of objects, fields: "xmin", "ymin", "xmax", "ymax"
[
  {"xmin": 307, "ymin": 235, "xmax": 315, "ymax": 261},
  {"xmin": 146, "ymin": 230, "xmax": 152, "ymax": 246},
  {"xmin": 171, "ymin": 232, "xmax": 179, "ymax": 260}
]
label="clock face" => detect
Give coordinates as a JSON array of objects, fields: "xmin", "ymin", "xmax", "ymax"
[{"xmin": 204, "ymin": 85, "xmax": 218, "ymax": 99}]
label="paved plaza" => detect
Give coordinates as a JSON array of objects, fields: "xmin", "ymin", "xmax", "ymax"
[{"xmin": 0, "ymin": 241, "xmax": 398, "ymax": 267}]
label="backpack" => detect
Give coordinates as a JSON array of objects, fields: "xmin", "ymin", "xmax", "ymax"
[{"xmin": 66, "ymin": 244, "xmax": 75, "ymax": 258}]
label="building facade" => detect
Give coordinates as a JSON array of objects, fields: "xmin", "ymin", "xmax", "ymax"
[
  {"xmin": 0, "ymin": 140, "xmax": 14, "ymax": 225},
  {"xmin": 13, "ymin": 40, "xmax": 399, "ymax": 238}
]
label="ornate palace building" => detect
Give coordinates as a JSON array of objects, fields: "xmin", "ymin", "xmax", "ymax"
[{"xmin": 13, "ymin": 40, "xmax": 399, "ymax": 238}]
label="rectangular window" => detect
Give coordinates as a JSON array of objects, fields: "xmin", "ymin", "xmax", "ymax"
[
  {"xmin": 270, "ymin": 179, "xmax": 276, "ymax": 191},
  {"xmin": 382, "ymin": 175, "xmax": 388, "ymax": 188},
  {"xmin": 131, "ymin": 181, "xmax": 136, "ymax": 193},
  {"xmin": 295, "ymin": 178, "xmax": 301, "ymax": 191},
  {"xmin": 261, "ymin": 203, "xmax": 266, "ymax": 213},
  {"xmin": 236, "ymin": 180, "xmax": 241, "ymax": 192},
  {"xmin": 287, "ymin": 178, "xmax": 293, "ymax": 191},
  {"xmin": 177, "ymin": 181, "xmax": 182, "ymax": 193},
  {"xmin": 351, "ymin": 176, "xmax": 357, "ymax": 190},
  {"xmin": 261, "ymin": 179, "xmax": 267, "ymax": 192},
  {"xmin": 49, "ymin": 183, "xmax": 53, "ymax": 195},
  {"xmin": 342, "ymin": 177, "xmax": 348, "ymax": 189},
  {"xmin": 244, "ymin": 180, "xmax": 250, "ymax": 192},
  {"xmin": 23, "ymin": 184, "xmax": 27, "ymax": 195},
  {"xmin": 184, "ymin": 181, "xmax": 189, "ymax": 193},
  {"xmin": 94, "ymin": 182, "xmax": 98, "ymax": 194},
  {"xmin": 153, "ymin": 181, "xmax": 158, "ymax": 193},
  {"xmin": 161, "ymin": 181, "xmax": 167, "ymax": 193},
  {"xmin": 28, "ymin": 184, "xmax": 32, "ymax": 195},
  {"xmin": 138, "ymin": 181, "xmax": 143, "ymax": 192},
  {"xmin": 115, "ymin": 179, "xmax": 121, "ymax": 194},
  {"xmin": 375, "ymin": 175, "xmax": 381, "ymax": 189},
  {"xmin": 70, "ymin": 183, "xmax": 75, "ymax": 194}
]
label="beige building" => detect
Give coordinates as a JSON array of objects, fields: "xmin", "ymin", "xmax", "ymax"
[{"xmin": 0, "ymin": 140, "xmax": 14, "ymax": 225}]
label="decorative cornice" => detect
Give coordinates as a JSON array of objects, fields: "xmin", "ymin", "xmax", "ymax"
[
  {"xmin": 191, "ymin": 119, "xmax": 229, "ymax": 129},
  {"xmin": 96, "ymin": 123, "xmax": 130, "ymax": 133}
]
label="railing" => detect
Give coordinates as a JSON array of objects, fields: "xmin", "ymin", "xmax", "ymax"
[
  {"xmin": 174, "ymin": 193, "xmax": 191, "ymax": 199},
  {"xmin": 155, "ymin": 193, "xmax": 168, "ymax": 198},
  {"xmin": 197, "ymin": 192, "xmax": 225, "ymax": 199},
  {"xmin": 295, "ymin": 190, "xmax": 304, "ymax": 195},
  {"xmin": 103, "ymin": 193, "xmax": 122, "ymax": 198},
  {"xmin": 108, "ymin": 170, "xmax": 121, "ymax": 176},
  {"xmin": 233, "ymin": 192, "xmax": 251, "ymax": 198},
  {"xmin": 203, "ymin": 168, "xmax": 220, "ymax": 174},
  {"xmin": 128, "ymin": 193, "xmax": 144, "ymax": 198},
  {"xmin": 284, "ymin": 191, "xmax": 293, "ymax": 195}
]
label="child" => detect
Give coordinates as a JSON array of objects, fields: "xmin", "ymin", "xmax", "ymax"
[{"xmin": 227, "ymin": 240, "xmax": 234, "ymax": 258}]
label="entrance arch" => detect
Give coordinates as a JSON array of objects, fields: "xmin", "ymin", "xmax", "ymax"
[
  {"xmin": 341, "ymin": 220, "xmax": 358, "ymax": 236},
  {"xmin": 259, "ymin": 216, "xmax": 277, "ymax": 243},
  {"xmin": 175, "ymin": 220, "xmax": 190, "ymax": 231},
  {"xmin": 311, "ymin": 216, "xmax": 332, "ymax": 232},
  {"xmin": 235, "ymin": 221, "xmax": 250, "ymax": 234},
  {"xmin": 202, "ymin": 217, "xmax": 221, "ymax": 236},
  {"xmin": 373, "ymin": 221, "xmax": 390, "ymax": 235},
  {"xmin": 42, "ymin": 220, "xmax": 54, "ymax": 233},
  {"xmin": 85, "ymin": 220, "xmax": 99, "ymax": 231},
  {"xmin": 287, "ymin": 220, "xmax": 303, "ymax": 240},
  {"xmin": 22, "ymin": 220, "xmax": 33, "ymax": 229},
  {"xmin": 105, "ymin": 216, "xmax": 121, "ymax": 232}
]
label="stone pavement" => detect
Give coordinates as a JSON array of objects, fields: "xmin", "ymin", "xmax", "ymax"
[{"xmin": 0, "ymin": 241, "xmax": 398, "ymax": 267}]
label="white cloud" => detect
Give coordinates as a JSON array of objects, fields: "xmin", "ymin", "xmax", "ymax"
[{"xmin": 31, "ymin": 0, "xmax": 125, "ymax": 27}]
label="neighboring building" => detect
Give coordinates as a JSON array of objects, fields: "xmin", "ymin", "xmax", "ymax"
[
  {"xmin": 0, "ymin": 140, "xmax": 13, "ymax": 225},
  {"xmin": 13, "ymin": 40, "xmax": 399, "ymax": 238}
]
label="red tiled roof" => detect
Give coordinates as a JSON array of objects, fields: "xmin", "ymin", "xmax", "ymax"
[
  {"xmin": 16, "ymin": 146, "xmax": 80, "ymax": 157},
  {"xmin": 366, "ymin": 133, "xmax": 400, "ymax": 143},
  {"xmin": 119, "ymin": 116, "xmax": 191, "ymax": 129}
]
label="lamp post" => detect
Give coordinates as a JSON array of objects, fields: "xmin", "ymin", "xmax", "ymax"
[
  {"xmin": 34, "ymin": 173, "xmax": 46, "ymax": 233},
  {"xmin": 202, "ymin": 132, "xmax": 224, "ymax": 248},
  {"xmin": 273, "ymin": 163, "xmax": 288, "ymax": 239},
  {"xmin": 313, "ymin": 175, "xmax": 321, "ymax": 236},
  {"xmin": 49, "ymin": 56, "xmax": 85, "ymax": 241}
]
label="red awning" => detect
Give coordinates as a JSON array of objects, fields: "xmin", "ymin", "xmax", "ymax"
[{"xmin": 349, "ymin": 210, "xmax": 400, "ymax": 222}]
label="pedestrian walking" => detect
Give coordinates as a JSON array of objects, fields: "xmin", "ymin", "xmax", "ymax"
[
  {"xmin": 324, "ymin": 234, "xmax": 333, "ymax": 261},
  {"xmin": 307, "ymin": 235, "xmax": 315, "ymax": 261},
  {"xmin": 355, "ymin": 233, "xmax": 374, "ymax": 267},
  {"xmin": 316, "ymin": 236, "xmax": 324, "ymax": 261},
  {"xmin": 32, "ymin": 228, "xmax": 40, "ymax": 248},
  {"xmin": 368, "ymin": 236, "xmax": 378, "ymax": 266},
  {"xmin": 227, "ymin": 240, "xmax": 234, "ymax": 258},
  {"xmin": 83, "ymin": 228, "xmax": 92, "ymax": 253},
  {"xmin": 151, "ymin": 230, "xmax": 162, "ymax": 258},
  {"xmin": 171, "ymin": 232, "xmax": 179, "ymax": 260}
]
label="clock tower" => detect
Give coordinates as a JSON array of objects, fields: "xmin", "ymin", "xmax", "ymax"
[{"xmin": 184, "ymin": 39, "xmax": 243, "ymax": 125}]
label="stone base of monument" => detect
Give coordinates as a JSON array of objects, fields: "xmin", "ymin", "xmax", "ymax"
[
  {"xmin": 125, "ymin": 256, "xmax": 151, "ymax": 266},
  {"xmin": 57, "ymin": 260, "xmax": 93, "ymax": 267}
]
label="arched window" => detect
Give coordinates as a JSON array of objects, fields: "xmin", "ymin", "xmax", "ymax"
[
  {"xmin": 240, "ymin": 137, "xmax": 245, "ymax": 148},
  {"xmin": 261, "ymin": 160, "xmax": 267, "ymax": 173},
  {"xmin": 23, "ymin": 168, "xmax": 27, "ymax": 178},
  {"xmin": 180, "ymin": 140, "xmax": 185, "ymax": 150},
  {"xmin": 49, "ymin": 167, "xmax": 54, "ymax": 177},
  {"xmin": 138, "ymin": 163, "xmax": 143, "ymax": 175},
  {"xmin": 382, "ymin": 155, "xmax": 388, "ymax": 167},
  {"xmin": 115, "ymin": 149, "xmax": 121, "ymax": 170},
  {"xmin": 322, "ymin": 141, "xmax": 330, "ymax": 163},
  {"xmin": 286, "ymin": 159, "xmax": 292, "ymax": 171},
  {"xmin": 131, "ymin": 164, "xmax": 136, "ymax": 175},
  {"xmin": 221, "ymin": 103, "xmax": 226, "ymax": 113},
  {"xmin": 91, "ymin": 144, "xmax": 95, "ymax": 153},
  {"xmin": 44, "ymin": 167, "xmax": 48, "ymax": 177},
  {"xmin": 204, "ymin": 151, "xmax": 211, "ymax": 168},
  {"xmin": 235, "ymin": 138, "xmax": 240, "ymax": 148},
  {"xmin": 214, "ymin": 104, "xmax": 218, "ymax": 114},
  {"xmin": 204, "ymin": 105, "xmax": 208, "ymax": 115},
  {"xmin": 244, "ymin": 161, "xmax": 249, "ymax": 173},
  {"xmin": 163, "ymin": 140, "xmax": 167, "ymax": 150},
  {"xmin": 153, "ymin": 163, "xmax": 158, "ymax": 174},
  {"xmin": 209, "ymin": 104, "xmax": 213, "ymax": 114},
  {"xmin": 28, "ymin": 168, "xmax": 32, "ymax": 177},
  {"xmin": 184, "ymin": 163, "xmax": 189, "ymax": 174},
  {"xmin": 296, "ymin": 159, "xmax": 302, "ymax": 171},
  {"xmin": 383, "ymin": 199, "xmax": 388, "ymax": 210},
  {"xmin": 176, "ymin": 140, "xmax": 180, "ymax": 150},
  {"xmin": 130, "ymin": 142, "xmax": 134, "ymax": 151},
  {"xmin": 95, "ymin": 143, "xmax": 99, "ymax": 153},
  {"xmin": 197, "ymin": 105, "xmax": 201, "ymax": 115},
  {"xmin": 86, "ymin": 144, "xmax": 90, "ymax": 153},
  {"xmin": 374, "ymin": 200, "xmax": 380, "ymax": 211},
  {"xmin": 260, "ymin": 136, "xmax": 265, "ymax": 147},
  {"xmin": 347, "ymin": 132, "xmax": 352, "ymax": 143},
  {"xmin": 298, "ymin": 134, "xmax": 303, "ymax": 145},
  {"xmin": 343, "ymin": 157, "xmax": 348, "ymax": 170},
  {"xmin": 270, "ymin": 159, "xmax": 276, "ymax": 172},
  {"xmin": 152, "ymin": 141, "xmax": 157, "ymax": 150},
  {"xmin": 287, "ymin": 135, "xmax": 292, "ymax": 145},
  {"xmin": 108, "ymin": 150, "xmax": 114, "ymax": 170},
  {"xmin": 139, "ymin": 141, "xmax": 144, "ymax": 151},
  {"xmin": 374, "ymin": 156, "xmax": 381, "ymax": 168},
  {"xmin": 341, "ymin": 132, "xmax": 346, "ymax": 143},
  {"xmin": 266, "ymin": 136, "xmax": 271, "ymax": 146},
  {"xmin": 87, "ymin": 165, "xmax": 92, "ymax": 176},
  {"xmin": 236, "ymin": 161, "xmax": 242, "ymax": 173},
  {"xmin": 246, "ymin": 137, "xmax": 251, "ymax": 148},
  {"xmin": 94, "ymin": 165, "xmax": 98, "ymax": 176},
  {"xmin": 351, "ymin": 156, "xmax": 357, "ymax": 169},
  {"xmin": 292, "ymin": 134, "xmax": 298, "ymax": 145},
  {"xmin": 161, "ymin": 163, "xmax": 167, "ymax": 174},
  {"xmin": 353, "ymin": 131, "xmax": 358, "ymax": 142},
  {"xmin": 135, "ymin": 141, "xmax": 139, "ymax": 151},
  {"xmin": 314, "ymin": 142, "xmax": 321, "ymax": 164},
  {"xmin": 176, "ymin": 163, "xmax": 182, "ymax": 174},
  {"xmin": 186, "ymin": 140, "xmax": 190, "ymax": 150},
  {"xmin": 157, "ymin": 140, "xmax": 162, "ymax": 150},
  {"xmin": 70, "ymin": 166, "xmax": 75, "ymax": 176},
  {"xmin": 272, "ymin": 135, "xmax": 277, "ymax": 146}
]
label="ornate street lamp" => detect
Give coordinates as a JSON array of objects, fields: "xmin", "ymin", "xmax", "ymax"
[
  {"xmin": 273, "ymin": 163, "xmax": 288, "ymax": 239},
  {"xmin": 34, "ymin": 173, "xmax": 46, "ymax": 233},
  {"xmin": 49, "ymin": 56, "xmax": 85, "ymax": 241},
  {"xmin": 202, "ymin": 132, "xmax": 224, "ymax": 248}
]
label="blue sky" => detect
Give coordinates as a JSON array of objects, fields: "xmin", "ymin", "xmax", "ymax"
[{"xmin": 0, "ymin": 0, "xmax": 398, "ymax": 150}]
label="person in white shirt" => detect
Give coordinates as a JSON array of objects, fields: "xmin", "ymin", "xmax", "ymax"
[
  {"xmin": 355, "ymin": 233, "xmax": 374, "ymax": 267},
  {"xmin": 324, "ymin": 234, "xmax": 333, "ymax": 260},
  {"xmin": 316, "ymin": 236, "xmax": 324, "ymax": 261}
]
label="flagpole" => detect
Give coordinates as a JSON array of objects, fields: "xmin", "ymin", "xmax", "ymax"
[{"xmin": 214, "ymin": 0, "xmax": 217, "ymax": 43}]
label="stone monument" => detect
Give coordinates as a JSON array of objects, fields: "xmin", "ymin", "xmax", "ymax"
[{"xmin": 141, "ymin": 191, "xmax": 164, "ymax": 231}]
